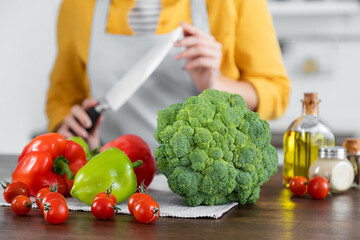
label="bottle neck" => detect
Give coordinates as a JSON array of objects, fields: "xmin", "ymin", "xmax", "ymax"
[{"xmin": 301, "ymin": 100, "xmax": 319, "ymax": 116}]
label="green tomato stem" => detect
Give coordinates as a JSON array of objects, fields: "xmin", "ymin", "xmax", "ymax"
[
  {"xmin": 137, "ymin": 180, "xmax": 149, "ymax": 194},
  {"xmin": 112, "ymin": 204, "xmax": 121, "ymax": 214},
  {"xmin": 0, "ymin": 180, "xmax": 10, "ymax": 189},
  {"xmin": 25, "ymin": 201, "xmax": 33, "ymax": 209},
  {"xmin": 146, "ymin": 207, "xmax": 160, "ymax": 223}
]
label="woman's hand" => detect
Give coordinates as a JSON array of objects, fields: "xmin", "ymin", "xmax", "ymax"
[
  {"xmin": 174, "ymin": 22, "xmax": 222, "ymax": 91},
  {"xmin": 56, "ymin": 98, "xmax": 104, "ymax": 150}
]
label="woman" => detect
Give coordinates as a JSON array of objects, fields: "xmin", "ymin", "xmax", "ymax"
[{"xmin": 47, "ymin": 0, "xmax": 290, "ymax": 152}]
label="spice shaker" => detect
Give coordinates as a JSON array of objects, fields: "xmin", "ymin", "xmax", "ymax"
[
  {"xmin": 308, "ymin": 146, "xmax": 354, "ymax": 193},
  {"xmin": 343, "ymin": 138, "xmax": 360, "ymax": 186}
]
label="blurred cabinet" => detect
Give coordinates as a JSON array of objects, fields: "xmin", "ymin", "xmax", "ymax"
[{"xmin": 268, "ymin": 0, "xmax": 360, "ymax": 140}]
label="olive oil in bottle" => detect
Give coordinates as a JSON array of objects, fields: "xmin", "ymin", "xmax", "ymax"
[{"xmin": 283, "ymin": 93, "xmax": 335, "ymax": 187}]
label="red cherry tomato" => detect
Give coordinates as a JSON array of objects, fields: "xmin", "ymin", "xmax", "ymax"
[
  {"xmin": 43, "ymin": 198, "xmax": 69, "ymax": 224},
  {"xmin": 289, "ymin": 176, "xmax": 308, "ymax": 196},
  {"xmin": 91, "ymin": 198, "xmax": 116, "ymax": 220},
  {"xmin": 35, "ymin": 187, "xmax": 51, "ymax": 208},
  {"xmin": 308, "ymin": 176, "xmax": 330, "ymax": 199},
  {"xmin": 3, "ymin": 181, "xmax": 30, "ymax": 203},
  {"xmin": 35, "ymin": 185, "xmax": 62, "ymax": 208},
  {"xmin": 128, "ymin": 193, "xmax": 154, "ymax": 215},
  {"xmin": 11, "ymin": 195, "xmax": 32, "ymax": 215},
  {"xmin": 94, "ymin": 192, "xmax": 117, "ymax": 205},
  {"xmin": 133, "ymin": 199, "xmax": 160, "ymax": 224},
  {"xmin": 41, "ymin": 192, "xmax": 67, "ymax": 210}
]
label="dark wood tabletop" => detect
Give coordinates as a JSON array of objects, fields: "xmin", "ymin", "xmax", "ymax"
[{"xmin": 1, "ymin": 154, "xmax": 360, "ymax": 240}]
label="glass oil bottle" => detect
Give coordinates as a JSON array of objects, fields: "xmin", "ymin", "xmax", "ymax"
[{"xmin": 283, "ymin": 93, "xmax": 335, "ymax": 187}]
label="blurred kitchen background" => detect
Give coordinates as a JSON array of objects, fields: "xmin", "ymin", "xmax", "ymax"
[{"xmin": 0, "ymin": 0, "xmax": 360, "ymax": 155}]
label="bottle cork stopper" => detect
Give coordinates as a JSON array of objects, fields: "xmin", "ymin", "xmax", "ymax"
[
  {"xmin": 303, "ymin": 92, "xmax": 319, "ymax": 115},
  {"xmin": 304, "ymin": 92, "xmax": 318, "ymax": 101},
  {"xmin": 343, "ymin": 138, "xmax": 360, "ymax": 155}
]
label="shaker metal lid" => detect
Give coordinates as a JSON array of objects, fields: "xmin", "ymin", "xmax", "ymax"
[{"xmin": 318, "ymin": 146, "xmax": 347, "ymax": 159}]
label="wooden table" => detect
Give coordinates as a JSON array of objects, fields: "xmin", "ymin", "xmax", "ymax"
[{"xmin": 1, "ymin": 154, "xmax": 359, "ymax": 239}]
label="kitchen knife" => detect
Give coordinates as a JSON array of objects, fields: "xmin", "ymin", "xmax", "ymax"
[{"xmin": 80, "ymin": 27, "xmax": 183, "ymax": 133}]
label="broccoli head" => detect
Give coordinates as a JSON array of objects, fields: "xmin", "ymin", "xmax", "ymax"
[{"xmin": 154, "ymin": 89, "xmax": 278, "ymax": 206}]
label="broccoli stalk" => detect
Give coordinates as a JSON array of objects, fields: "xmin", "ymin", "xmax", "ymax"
[{"xmin": 154, "ymin": 89, "xmax": 278, "ymax": 206}]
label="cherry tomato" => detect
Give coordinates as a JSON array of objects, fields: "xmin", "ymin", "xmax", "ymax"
[
  {"xmin": 43, "ymin": 198, "xmax": 69, "ymax": 224},
  {"xmin": 11, "ymin": 195, "xmax": 32, "ymax": 215},
  {"xmin": 41, "ymin": 192, "xmax": 67, "ymax": 210},
  {"xmin": 91, "ymin": 198, "xmax": 117, "ymax": 220},
  {"xmin": 133, "ymin": 199, "xmax": 160, "ymax": 224},
  {"xmin": 3, "ymin": 181, "xmax": 30, "ymax": 203},
  {"xmin": 35, "ymin": 187, "xmax": 51, "ymax": 208},
  {"xmin": 128, "ymin": 193, "xmax": 154, "ymax": 215},
  {"xmin": 289, "ymin": 176, "xmax": 308, "ymax": 196},
  {"xmin": 94, "ymin": 192, "xmax": 117, "ymax": 205},
  {"xmin": 308, "ymin": 176, "xmax": 330, "ymax": 200},
  {"xmin": 35, "ymin": 185, "xmax": 62, "ymax": 208}
]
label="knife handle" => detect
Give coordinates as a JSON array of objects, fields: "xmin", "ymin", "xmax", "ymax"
[
  {"xmin": 69, "ymin": 106, "xmax": 101, "ymax": 136},
  {"xmin": 85, "ymin": 106, "xmax": 101, "ymax": 132},
  {"xmin": 69, "ymin": 99, "xmax": 109, "ymax": 136}
]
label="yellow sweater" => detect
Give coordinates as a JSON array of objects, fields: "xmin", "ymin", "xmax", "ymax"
[{"xmin": 47, "ymin": 0, "xmax": 291, "ymax": 132}]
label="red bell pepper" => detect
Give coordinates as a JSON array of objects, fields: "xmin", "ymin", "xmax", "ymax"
[
  {"xmin": 13, "ymin": 133, "xmax": 87, "ymax": 196},
  {"xmin": 100, "ymin": 134, "xmax": 156, "ymax": 187}
]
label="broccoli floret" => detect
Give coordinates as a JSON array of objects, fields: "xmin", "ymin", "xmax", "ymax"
[{"xmin": 155, "ymin": 89, "xmax": 278, "ymax": 206}]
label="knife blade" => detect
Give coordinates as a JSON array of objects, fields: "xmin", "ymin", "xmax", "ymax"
[{"xmin": 82, "ymin": 27, "xmax": 183, "ymax": 132}]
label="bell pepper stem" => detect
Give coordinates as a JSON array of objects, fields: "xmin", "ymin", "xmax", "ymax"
[
  {"xmin": 132, "ymin": 160, "xmax": 143, "ymax": 169},
  {"xmin": 53, "ymin": 156, "xmax": 75, "ymax": 180},
  {"xmin": 88, "ymin": 146, "xmax": 101, "ymax": 160}
]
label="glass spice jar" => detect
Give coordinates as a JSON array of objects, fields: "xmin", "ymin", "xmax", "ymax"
[
  {"xmin": 343, "ymin": 138, "xmax": 360, "ymax": 187},
  {"xmin": 308, "ymin": 146, "xmax": 354, "ymax": 193}
]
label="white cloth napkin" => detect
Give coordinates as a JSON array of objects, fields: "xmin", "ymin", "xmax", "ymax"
[{"xmin": 0, "ymin": 174, "xmax": 237, "ymax": 219}]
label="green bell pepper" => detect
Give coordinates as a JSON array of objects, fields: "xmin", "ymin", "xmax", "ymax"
[{"xmin": 70, "ymin": 147, "xmax": 142, "ymax": 205}]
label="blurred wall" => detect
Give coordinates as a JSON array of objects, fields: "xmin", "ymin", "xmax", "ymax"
[{"xmin": 0, "ymin": 0, "xmax": 62, "ymax": 154}]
